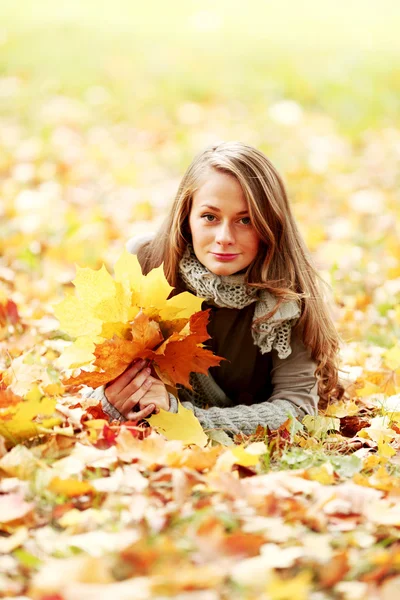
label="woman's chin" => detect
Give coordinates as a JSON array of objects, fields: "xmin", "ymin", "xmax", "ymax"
[{"xmin": 207, "ymin": 263, "xmax": 239, "ymax": 276}]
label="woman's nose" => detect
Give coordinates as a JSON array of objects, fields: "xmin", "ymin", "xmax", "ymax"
[{"xmin": 215, "ymin": 222, "xmax": 235, "ymax": 244}]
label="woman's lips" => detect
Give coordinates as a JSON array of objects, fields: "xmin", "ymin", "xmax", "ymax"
[{"xmin": 211, "ymin": 253, "xmax": 239, "ymax": 262}]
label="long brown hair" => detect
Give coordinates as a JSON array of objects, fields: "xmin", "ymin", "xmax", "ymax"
[{"xmin": 138, "ymin": 141, "xmax": 345, "ymax": 408}]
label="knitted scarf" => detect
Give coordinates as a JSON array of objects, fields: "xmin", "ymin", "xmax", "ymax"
[{"xmin": 178, "ymin": 245, "xmax": 301, "ymax": 360}]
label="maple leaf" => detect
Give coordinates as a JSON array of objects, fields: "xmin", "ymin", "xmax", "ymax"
[
  {"xmin": 146, "ymin": 400, "xmax": 208, "ymax": 447},
  {"xmin": 154, "ymin": 337, "xmax": 222, "ymax": 390},
  {"xmin": 57, "ymin": 337, "xmax": 98, "ymax": 370},
  {"xmin": 64, "ymin": 311, "xmax": 163, "ymax": 388},
  {"xmin": 54, "ymin": 264, "xmax": 133, "ymax": 342},
  {"xmin": 150, "ymin": 310, "xmax": 225, "ymax": 390},
  {"xmin": 303, "ymin": 415, "xmax": 341, "ymax": 438},
  {"xmin": 114, "ymin": 250, "xmax": 203, "ymax": 320},
  {"xmin": 0, "ymin": 385, "xmax": 61, "ymax": 445}
]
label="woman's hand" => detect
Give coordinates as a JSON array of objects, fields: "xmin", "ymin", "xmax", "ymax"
[
  {"xmin": 104, "ymin": 358, "xmax": 157, "ymax": 420},
  {"xmin": 129, "ymin": 375, "xmax": 170, "ymax": 420}
]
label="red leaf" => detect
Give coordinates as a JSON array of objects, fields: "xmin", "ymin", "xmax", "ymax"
[{"xmin": 0, "ymin": 299, "xmax": 21, "ymax": 327}]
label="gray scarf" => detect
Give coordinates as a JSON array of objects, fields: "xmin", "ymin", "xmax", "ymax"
[{"xmin": 178, "ymin": 245, "xmax": 301, "ymax": 359}]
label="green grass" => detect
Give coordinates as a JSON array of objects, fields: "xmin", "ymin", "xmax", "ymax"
[{"xmin": 0, "ymin": 0, "xmax": 399, "ymax": 138}]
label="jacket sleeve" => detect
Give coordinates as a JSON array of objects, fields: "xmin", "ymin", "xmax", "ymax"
[
  {"xmin": 176, "ymin": 327, "xmax": 319, "ymax": 437},
  {"xmin": 177, "ymin": 393, "xmax": 302, "ymax": 438},
  {"xmin": 268, "ymin": 325, "xmax": 319, "ymax": 417}
]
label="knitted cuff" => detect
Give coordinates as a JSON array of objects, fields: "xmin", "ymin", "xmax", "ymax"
[
  {"xmin": 102, "ymin": 394, "xmax": 127, "ymax": 423},
  {"xmin": 82, "ymin": 385, "xmax": 126, "ymax": 422},
  {"xmin": 168, "ymin": 392, "xmax": 179, "ymax": 413}
]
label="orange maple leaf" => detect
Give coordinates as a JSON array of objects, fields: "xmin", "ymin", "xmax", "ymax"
[
  {"xmin": 187, "ymin": 309, "xmax": 213, "ymax": 343},
  {"xmin": 153, "ymin": 336, "xmax": 223, "ymax": 390},
  {"xmin": 64, "ymin": 311, "xmax": 163, "ymax": 388},
  {"xmin": 65, "ymin": 309, "xmax": 224, "ymax": 392},
  {"xmin": 151, "ymin": 310, "xmax": 225, "ymax": 390}
]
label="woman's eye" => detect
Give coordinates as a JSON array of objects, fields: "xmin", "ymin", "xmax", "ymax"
[
  {"xmin": 201, "ymin": 214, "xmax": 251, "ymax": 225},
  {"xmin": 202, "ymin": 214, "xmax": 216, "ymax": 222}
]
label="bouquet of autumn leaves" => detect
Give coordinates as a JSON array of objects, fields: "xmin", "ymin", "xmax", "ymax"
[{"xmin": 55, "ymin": 250, "xmax": 223, "ymax": 434}]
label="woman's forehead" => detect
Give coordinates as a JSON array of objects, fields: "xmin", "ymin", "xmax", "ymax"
[{"xmin": 192, "ymin": 171, "xmax": 247, "ymax": 208}]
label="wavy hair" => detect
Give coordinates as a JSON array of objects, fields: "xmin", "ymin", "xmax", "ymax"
[{"xmin": 138, "ymin": 141, "xmax": 345, "ymax": 408}]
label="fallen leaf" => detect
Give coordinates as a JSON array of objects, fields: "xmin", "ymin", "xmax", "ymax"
[
  {"xmin": 48, "ymin": 477, "xmax": 95, "ymax": 498},
  {"xmin": 147, "ymin": 401, "xmax": 208, "ymax": 447}
]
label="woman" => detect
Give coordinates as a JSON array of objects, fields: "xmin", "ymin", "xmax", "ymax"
[{"xmin": 89, "ymin": 141, "xmax": 344, "ymax": 437}]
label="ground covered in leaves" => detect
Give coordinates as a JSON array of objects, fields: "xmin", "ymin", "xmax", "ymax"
[{"xmin": 1, "ymin": 2, "xmax": 400, "ymax": 598}]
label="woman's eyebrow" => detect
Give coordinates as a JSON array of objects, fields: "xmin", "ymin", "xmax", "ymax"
[{"xmin": 200, "ymin": 204, "xmax": 249, "ymax": 216}]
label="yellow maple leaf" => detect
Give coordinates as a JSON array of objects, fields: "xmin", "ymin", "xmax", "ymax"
[
  {"xmin": 146, "ymin": 401, "xmax": 208, "ymax": 447},
  {"xmin": 377, "ymin": 434, "xmax": 396, "ymax": 458},
  {"xmin": 73, "ymin": 264, "xmax": 119, "ymax": 309},
  {"xmin": 114, "ymin": 250, "xmax": 203, "ymax": 319},
  {"xmin": 113, "ymin": 250, "xmax": 143, "ymax": 292},
  {"xmin": 54, "ymin": 264, "xmax": 131, "ymax": 341},
  {"xmin": 302, "ymin": 415, "xmax": 340, "ymax": 437},
  {"xmin": 56, "ymin": 336, "xmax": 97, "ymax": 370},
  {"xmin": 325, "ymin": 400, "xmax": 360, "ymax": 418},
  {"xmin": 0, "ymin": 385, "xmax": 61, "ymax": 445},
  {"xmin": 54, "ymin": 293, "xmax": 104, "ymax": 339},
  {"xmin": 159, "ymin": 290, "xmax": 204, "ymax": 321}
]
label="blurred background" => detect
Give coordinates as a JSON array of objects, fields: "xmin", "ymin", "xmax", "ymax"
[{"xmin": 0, "ymin": 0, "xmax": 399, "ymax": 358}]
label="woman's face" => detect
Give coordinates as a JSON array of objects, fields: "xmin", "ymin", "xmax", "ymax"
[{"xmin": 188, "ymin": 169, "xmax": 260, "ymax": 276}]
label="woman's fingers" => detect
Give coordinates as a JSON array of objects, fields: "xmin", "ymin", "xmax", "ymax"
[
  {"xmin": 118, "ymin": 376, "xmax": 153, "ymax": 416},
  {"xmin": 127, "ymin": 403, "xmax": 155, "ymax": 421},
  {"xmin": 106, "ymin": 358, "xmax": 147, "ymax": 396},
  {"xmin": 118, "ymin": 367, "xmax": 152, "ymax": 403}
]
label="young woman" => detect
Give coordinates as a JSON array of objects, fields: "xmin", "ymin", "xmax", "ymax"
[{"xmin": 88, "ymin": 141, "xmax": 344, "ymax": 437}]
